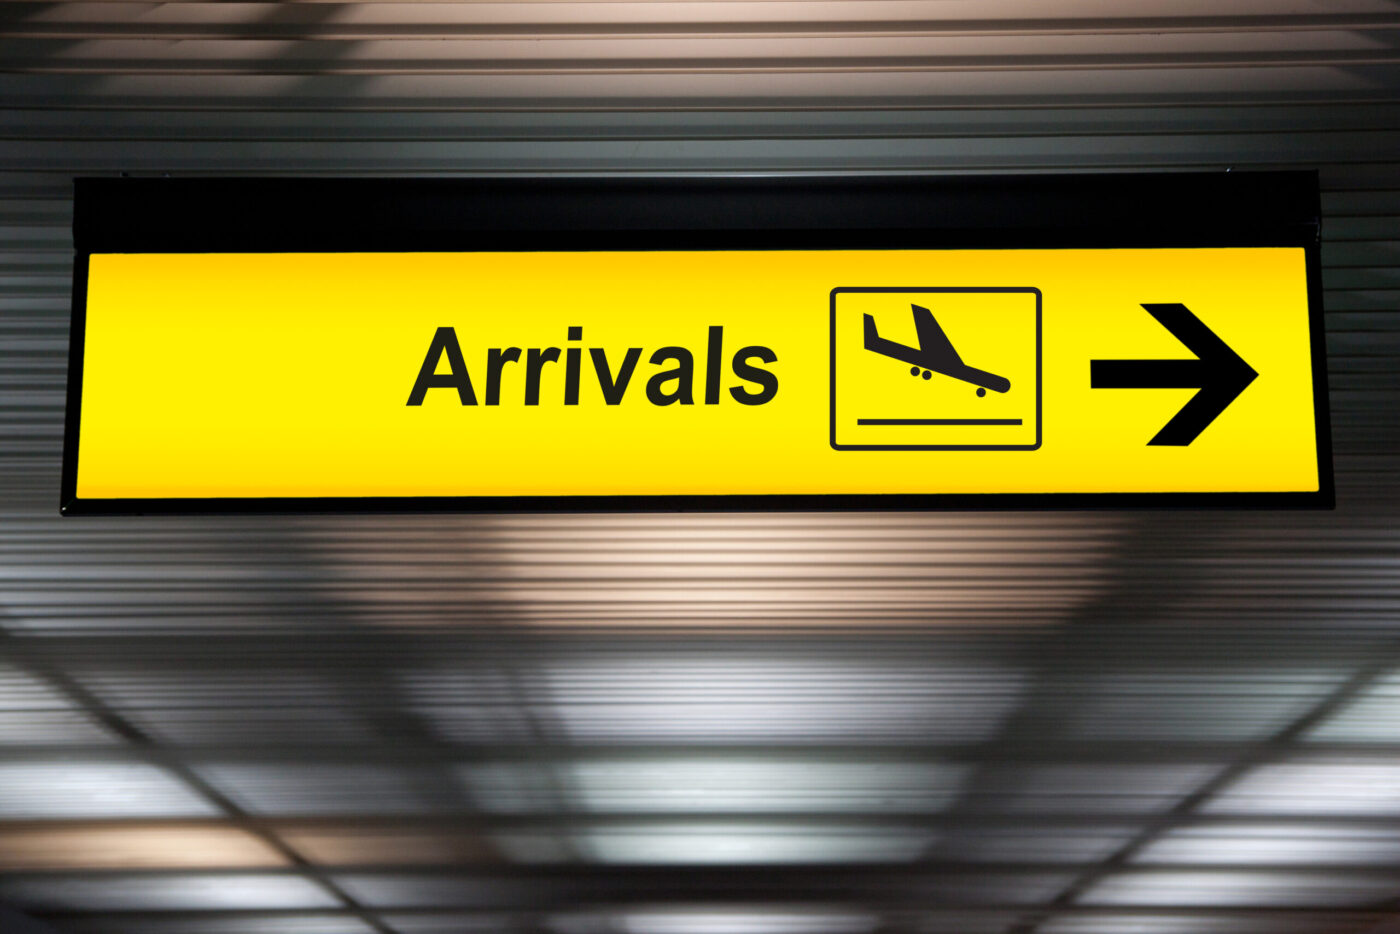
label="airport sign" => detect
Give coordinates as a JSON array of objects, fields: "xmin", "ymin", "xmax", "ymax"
[{"xmin": 62, "ymin": 174, "xmax": 1331, "ymax": 513}]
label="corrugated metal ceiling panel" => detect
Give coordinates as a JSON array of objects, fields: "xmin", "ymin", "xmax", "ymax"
[{"xmin": 1, "ymin": 3, "xmax": 1399, "ymax": 934}]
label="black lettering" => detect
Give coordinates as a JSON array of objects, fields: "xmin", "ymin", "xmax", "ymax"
[
  {"xmin": 486, "ymin": 347, "xmax": 522, "ymax": 406},
  {"xmin": 407, "ymin": 327, "xmax": 477, "ymax": 405},
  {"xmin": 525, "ymin": 346, "xmax": 561, "ymax": 406},
  {"xmin": 412, "ymin": 329, "xmax": 776, "ymax": 409},
  {"xmin": 646, "ymin": 347, "xmax": 695, "ymax": 406},
  {"xmin": 704, "ymin": 325, "xmax": 724, "ymax": 405},
  {"xmin": 591, "ymin": 347, "xmax": 641, "ymax": 404},
  {"xmin": 565, "ymin": 326, "xmax": 583, "ymax": 405},
  {"xmin": 730, "ymin": 346, "xmax": 778, "ymax": 405}
]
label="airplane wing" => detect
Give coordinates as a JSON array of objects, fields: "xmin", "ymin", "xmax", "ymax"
[
  {"xmin": 863, "ymin": 314, "xmax": 924, "ymax": 367},
  {"xmin": 910, "ymin": 304, "xmax": 964, "ymax": 368}
]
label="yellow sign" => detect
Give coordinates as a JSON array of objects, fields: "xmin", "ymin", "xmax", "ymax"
[{"xmin": 70, "ymin": 248, "xmax": 1323, "ymax": 504}]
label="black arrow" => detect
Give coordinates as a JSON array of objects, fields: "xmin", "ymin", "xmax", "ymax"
[{"xmin": 1090, "ymin": 303, "xmax": 1257, "ymax": 446}]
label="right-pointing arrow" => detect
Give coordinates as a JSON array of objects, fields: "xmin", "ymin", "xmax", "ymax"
[{"xmin": 1091, "ymin": 303, "xmax": 1258, "ymax": 446}]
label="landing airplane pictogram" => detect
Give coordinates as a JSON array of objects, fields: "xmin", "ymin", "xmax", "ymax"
[{"xmin": 863, "ymin": 303, "xmax": 1011, "ymax": 396}]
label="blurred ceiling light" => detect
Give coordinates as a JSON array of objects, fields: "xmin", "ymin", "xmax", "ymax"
[
  {"xmin": 60, "ymin": 913, "xmax": 379, "ymax": 934},
  {"xmin": 0, "ymin": 762, "xmax": 218, "ymax": 818},
  {"xmin": 532, "ymin": 655, "xmax": 1025, "ymax": 744},
  {"xmin": 576, "ymin": 820, "xmax": 932, "ymax": 864},
  {"xmin": 0, "ymin": 872, "xmax": 340, "ymax": 911},
  {"xmin": 1079, "ymin": 870, "xmax": 1400, "ymax": 908},
  {"xmin": 1135, "ymin": 822, "xmax": 1400, "ymax": 866},
  {"xmin": 563, "ymin": 756, "xmax": 969, "ymax": 814},
  {"xmin": 0, "ymin": 826, "xmax": 287, "ymax": 871},
  {"xmin": 185, "ymin": 752, "xmax": 1212, "ymax": 823},
  {"xmin": 1202, "ymin": 759, "xmax": 1400, "ymax": 815},
  {"xmin": 197, "ymin": 758, "xmax": 968, "ymax": 820},
  {"xmin": 623, "ymin": 909, "xmax": 880, "ymax": 934},
  {"xmin": 550, "ymin": 908, "xmax": 881, "ymax": 934}
]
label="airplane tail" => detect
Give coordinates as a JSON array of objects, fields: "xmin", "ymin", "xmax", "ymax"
[{"xmin": 863, "ymin": 313, "xmax": 881, "ymax": 346}]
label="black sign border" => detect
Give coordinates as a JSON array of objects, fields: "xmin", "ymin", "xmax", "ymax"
[
  {"xmin": 62, "ymin": 172, "xmax": 1333, "ymax": 514},
  {"xmin": 830, "ymin": 287, "xmax": 1043, "ymax": 452}
]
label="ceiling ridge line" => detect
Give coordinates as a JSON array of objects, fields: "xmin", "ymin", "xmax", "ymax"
[{"xmin": 0, "ymin": 623, "xmax": 405, "ymax": 934}]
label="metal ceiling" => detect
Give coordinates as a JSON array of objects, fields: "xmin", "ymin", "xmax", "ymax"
[{"xmin": 1, "ymin": 3, "xmax": 1399, "ymax": 934}]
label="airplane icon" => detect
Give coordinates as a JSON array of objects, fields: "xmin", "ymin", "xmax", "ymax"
[{"xmin": 863, "ymin": 303, "xmax": 1012, "ymax": 397}]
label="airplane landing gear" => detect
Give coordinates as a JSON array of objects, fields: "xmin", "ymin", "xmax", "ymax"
[{"xmin": 910, "ymin": 365, "xmax": 991, "ymax": 395}]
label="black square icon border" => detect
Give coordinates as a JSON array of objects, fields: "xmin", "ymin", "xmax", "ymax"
[{"xmin": 830, "ymin": 286, "xmax": 1043, "ymax": 451}]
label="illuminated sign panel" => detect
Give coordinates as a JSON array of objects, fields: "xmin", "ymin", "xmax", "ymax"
[{"xmin": 62, "ymin": 175, "xmax": 1331, "ymax": 513}]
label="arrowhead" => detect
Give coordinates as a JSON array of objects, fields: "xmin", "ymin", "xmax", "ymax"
[{"xmin": 1137, "ymin": 303, "xmax": 1257, "ymax": 446}]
